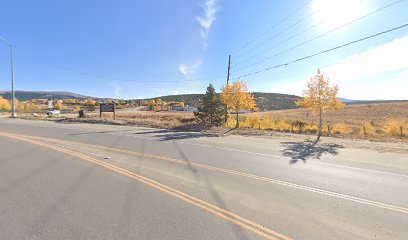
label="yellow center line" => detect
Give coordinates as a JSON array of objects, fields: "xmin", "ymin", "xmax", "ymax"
[
  {"xmin": 9, "ymin": 132, "xmax": 408, "ymax": 215},
  {"xmin": 0, "ymin": 132, "xmax": 291, "ymax": 240}
]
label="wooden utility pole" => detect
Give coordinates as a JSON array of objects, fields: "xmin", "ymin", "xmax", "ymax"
[
  {"xmin": 225, "ymin": 55, "xmax": 231, "ymax": 124},
  {"xmin": 227, "ymin": 54, "xmax": 231, "ymax": 84}
]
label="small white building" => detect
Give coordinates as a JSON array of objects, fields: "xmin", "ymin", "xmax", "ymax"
[{"xmin": 173, "ymin": 106, "xmax": 198, "ymax": 112}]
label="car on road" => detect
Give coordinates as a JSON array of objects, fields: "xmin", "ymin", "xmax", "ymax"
[{"xmin": 46, "ymin": 109, "xmax": 61, "ymax": 116}]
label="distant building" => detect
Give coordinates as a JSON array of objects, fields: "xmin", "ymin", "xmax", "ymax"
[
  {"xmin": 183, "ymin": 106, "xmax": 198, "ymax": 112},
  {"xmin": 173, "ymin": 105, "xmax": 198, "ymax": 112}
]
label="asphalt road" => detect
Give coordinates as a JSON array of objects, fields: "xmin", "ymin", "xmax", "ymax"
[{"xmin": 0, "ymin": 118, "xmax": 407, "ymax": 239}]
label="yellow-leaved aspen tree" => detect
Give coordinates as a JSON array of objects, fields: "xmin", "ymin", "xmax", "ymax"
[
  {"xmin": 179, "ymin": 101, "xmax": 185, "ymax": 108},
  {"xmin": 296, "ymin": 69, "xmax": 345, "ymax": 143},
  {"xmin": 221, "ymin": 81, "xmax": 256, "ymax": 128},
  {"xmin": 54, "ymin": 101, "xmax": 63, "ymax": 110}
]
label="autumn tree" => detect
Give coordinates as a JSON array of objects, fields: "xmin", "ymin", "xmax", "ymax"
[
  {"xmin": 296, "ymin": 69, "xmax": 345, "ymax": 143},
  {"xmin": 139, "ymin": 100, "xmax": 149, "ymax": 106},
  {"xmin": 72, "ymin": 106, "xmax": 81, "ymax": 112},
  {"xmin": 64, "ymin": 99, "xmax": 77, "ymax": 104},
  {"xmin": 155, "ymin": 98, "xmax": 163, "ymax": 106},
  {"xmin": 179, "ymin": 101, "xmax": 185, "ymax": 108},
  {"xmin": 84, "ymin": 99, "xmax": 96, "ymax": 105},
  {"xmin": 148, "ymin": 99, "xmax": 156, "ymax": 111},
  {"xmin": 54, "ymin": 101, "xmax": 63, "ymax": 110},
  {"xmin": 221, "ymin": 81, "xmax": 256, "ymax": 128},
  {"xmin": 195, "ymin": 84, "xmax": 227, "ymax": 126},
  {"xmin": 0, "ymin": 96, "xmax": 11, "ymax": 111},
  {"xmin": 22, "ymin": 101, "xmax": 39, "ymax": 111}
]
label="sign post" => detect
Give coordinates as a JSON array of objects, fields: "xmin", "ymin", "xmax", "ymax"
[{"xmin": 99, "ymin": 102, "xmax": 115, "ymax": 119}]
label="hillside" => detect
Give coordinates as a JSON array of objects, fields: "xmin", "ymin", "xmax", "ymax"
[
  {"xmin": 2, "ymin": 90, "xmax": 406, "ymax": 111},
  {"xmin": 142, "ymin": 92, "xmax": 302, "ymax": 111},
  {"xmin": 0, "ymin": 91, "xmax": 94, "ymax": 101}
]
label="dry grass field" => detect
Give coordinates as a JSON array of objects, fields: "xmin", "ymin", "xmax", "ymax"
[
  {"xmin": 259, "ymin": 102, "xmax": 408, "ymax": 127},
  {"xmin": 232, "ymin": 102, "xmax": 408, "ymax": 142},
  {"xmin": 15, "ymin": 110, "xmax": 197, "ymax": 130},
  {"xmin": 113, "ymin": 111, "xmax": 196, "ymax": 129}
]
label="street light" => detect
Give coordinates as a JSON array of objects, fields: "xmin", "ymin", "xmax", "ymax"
[{"xmin": 0, "ymin": 36, "xmax": 16, "ymax": 117}]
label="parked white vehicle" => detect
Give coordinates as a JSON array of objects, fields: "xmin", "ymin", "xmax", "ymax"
[{"xmin": 46, "ymin": 109, "xmax": 61, "ymax": 116}]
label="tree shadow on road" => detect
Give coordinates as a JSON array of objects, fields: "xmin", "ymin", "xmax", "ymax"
[
  {"xmin": 281, "ymin": 140, "xmax": 344, "ymax": 164},
  {"xmin": 134, "ymin": 129, "xmax": 220, "ymax": 141},
  {"xmin": 67, "ymin": 129, "xmax": 133, "ymax": 136}
]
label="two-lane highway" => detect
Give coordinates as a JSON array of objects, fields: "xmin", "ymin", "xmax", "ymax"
[{"xmin": 0, "ymin": 118, "xmax": 407, "ymax": 239}]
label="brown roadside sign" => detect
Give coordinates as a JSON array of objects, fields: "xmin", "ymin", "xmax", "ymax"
[
  {"xmin": 100, "ymin": 103, "xmax": 115, "ymax": 112},
  {"xmin": 99, "ymin": 102, "xmax": 116, "ymax": 119}
]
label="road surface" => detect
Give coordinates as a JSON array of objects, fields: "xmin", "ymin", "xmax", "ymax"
[{"xmin": 0, "ymin": 118, "xmax": 407, "ymax": 239}]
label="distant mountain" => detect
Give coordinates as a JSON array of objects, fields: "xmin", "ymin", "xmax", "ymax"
[
  {"xmin": 343, "ymin": 99, "xmax": 408, "ymax": 105},
  {"xmin": 140, "ymin": 92, "xmax": 302, "ymax": 111},
  {"xmin": 337, "ymin": 97, "xmax": 408, "ymax": 105},
  {"xmin": 337, "ymin": 98, "xmax": 361, "ymax": 103},
  {"xmin": 0, "ymin": 91, "xmax": 95, "ymax": 101},
  {"xmin": 2, "ymin": 90, "xmax": 404, "ymax": 110}
]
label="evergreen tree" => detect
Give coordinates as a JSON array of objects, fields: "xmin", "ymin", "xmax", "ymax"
[{"xmin": 195, "ymin": 84, "xmax": 227, "ymax": 126}]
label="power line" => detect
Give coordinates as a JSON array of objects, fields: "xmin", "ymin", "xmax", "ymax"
[
  {"xmin": 232, "ymin": 0, "xmax": 404, "ymax": 74},
  {"xmin": 232, "ymin": 0, "xmax": 365, "ymax": 68},
  {"xmin": 231, "ymin": 19, "xmax": 324, "ymax": 68},
  {"xmin": 232, "ymin": 0, "xmax": 368, "ymax": 62},
  {"xmin": 231, "ymin": 0, "xmax": 312, "ymax": 56},
  {"xmin": 0, "ymin": 36, "xmax": 12, "ymax": 45},
  {"xmin": 233, "ymin": 10, "xmax": 316, "ymax": 62},
  {"xmin": 49, "ymin": 64, "xmax": 226, "ymax": 83},
  {"xmin": 230, "ymin": 23, "xmax": 408, "ymax": 80}
]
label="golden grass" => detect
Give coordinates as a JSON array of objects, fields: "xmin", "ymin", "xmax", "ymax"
[
  {"xmin": 114, "ymin": 111, "xmax": 196, "ymax": 129},
  {"xmin": 235, "ymin": 102, "xmax": 408, "ymax": 141},
  {"xmin": 258, "ymin": 102, "xmax": 408, "ymax": 127}
]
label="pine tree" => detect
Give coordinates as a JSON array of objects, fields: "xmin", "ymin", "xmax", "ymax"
[{"xmin": 195, "ymin": 84, "xmax": 227, "ymax": 126}]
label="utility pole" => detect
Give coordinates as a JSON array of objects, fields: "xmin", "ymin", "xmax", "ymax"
[
  {"xmin": 10, "ymin": 44, "xmax": 16, "ymax": 117},
  {"xmin": 0, "ymin": 36, "xmax": 16, "ymax": 117},
  {"xmin": 225, "ymin": 54, "xmax": 231, "ymax": 124},
  {"xmin": 227, "ymin": 54, "xmax": 231, "ymax": 84}
]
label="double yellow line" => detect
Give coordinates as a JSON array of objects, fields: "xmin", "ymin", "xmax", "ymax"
[
  {"xmin": 7, "ymin": 132, "xmax": 408, "ymax": 216},
  {"xmin": 0, "ymin": 132, "xmax": 291, "ymax": 240}
]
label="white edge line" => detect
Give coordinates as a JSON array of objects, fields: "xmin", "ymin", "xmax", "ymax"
[{"xmin": 3, "ymin": 118, "xmax": 408, "ymax": 179}]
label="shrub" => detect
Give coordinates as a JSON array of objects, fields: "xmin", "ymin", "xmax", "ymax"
[
  {"xmin": 243, "ymin": 114, "xmax": 260, "ymax": 129},
  {"xmin": 72, "ymin": 106, "xmax": 81, "ymax": 112},
  {"xmin": 304, "ymin": 124, "xmax": 319, "ymax": 133},
  {"xmin": 383, "ymin": 119, "xmax": 405, "ymax": 136},
  {"xmin": 359, "ymin": 121, "xmax": 376, "ymax": 137},
  {"xmin": 322, "ymin": 125, "xmax": 331, "ymax": 134},
  {"xmin": 290, "ymin": 120, "xmax": 306, "ymax": 133},
  {"xmin": 274, "ymin": 119, "xmax": 291, "ymax": 131},
  {"xmin": 332, "ymin": 123, "xmax": 353, "ymax": 135},
  {"xmin": 259, "ymin": 118, "xmax": 275, "ymax": 130},
  {"xmin": 226, "ymin": 116, "xmax": 238, "ymax": 128}
]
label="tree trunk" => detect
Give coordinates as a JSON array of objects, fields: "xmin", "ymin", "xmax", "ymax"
[
  {"xmin": 224, "ymin": 105, "xmax": 228, "ymax": 125},
  {"xmin": 236, "ymin": 110, "xmax": 239, "ymax": 128},
  {"xmin": 314, "ymin": 107, "xmax": 323, "ymax": 145}
]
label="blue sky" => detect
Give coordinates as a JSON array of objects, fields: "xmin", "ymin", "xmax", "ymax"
[{"xmin": 0, "ymin": 0, "xmax": 407, "ymax": 100}]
